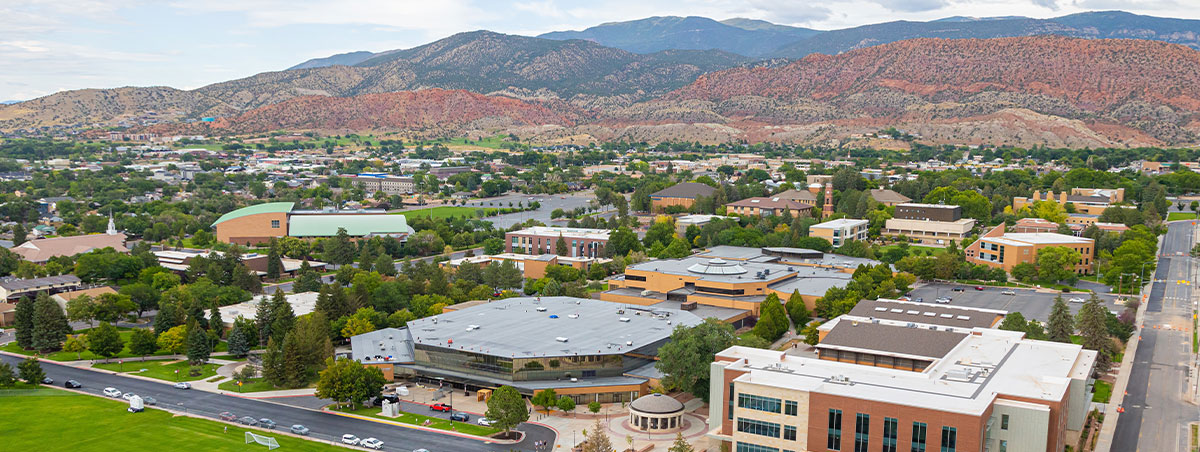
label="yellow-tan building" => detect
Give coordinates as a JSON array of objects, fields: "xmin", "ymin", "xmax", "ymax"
[
  {"xmin": 809, "ymin": 218, "xmax": 869, "ymax": 247},
  {"xmin": 1012, "ymin": 188, "xmax": 1125, "ymax": 215},
  {"xmin": 649, "ymin": 182, "xmax": 716, "ymax": 212},
  {"xmin": 965, "ymin": 225, "xmax": 1095, "ymax": 274}
]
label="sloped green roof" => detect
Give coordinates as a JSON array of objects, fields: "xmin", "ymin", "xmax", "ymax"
[
  {"xmin": 212, "ymin": 202, "xmax": 295, "ymax": 227},
  {"xmin": 288, "ymin": 214, "xmax": 414, "ymax": 237}
]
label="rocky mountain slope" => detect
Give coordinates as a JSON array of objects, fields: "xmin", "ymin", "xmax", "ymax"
[{"xmin": 538, "ymin": 16, "xmax": 817, "ymax": 57}]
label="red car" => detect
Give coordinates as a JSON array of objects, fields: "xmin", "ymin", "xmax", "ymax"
[
  {"xmin": 430, "ymin": 403, "xmax": 453, "ymax": 412},
  {"xmin": 974, "ymin": 286, "xmax": 985, "ymax": 291},
  {"xmin": 219, "ymin": 412, "xmax": 237, "ymax": 421}
]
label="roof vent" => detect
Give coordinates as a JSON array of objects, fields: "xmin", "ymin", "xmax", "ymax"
[
  {"xmin": 874, "ymin": 307, "xmax": 888, "ymax": 312},
  {"xmin": 619, "ymin": 317, "xmax": 631, "ymax": 323},
  {"xmin": 568, "ymin": 314, "xmax": 579, "ymax": 319},
  {"xmin": 555, "ymin": 337, "xmax": 569, "ymax": 343},
  {"xmin": 536, "ymin": 307, "xmax": 547, "ymax": 312},
  {"xmin": 626, "ymin": 341, "xmax": 633, "ymax": 346}
]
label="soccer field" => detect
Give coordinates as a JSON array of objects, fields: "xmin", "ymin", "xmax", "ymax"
[{"xmin": 0, "ymin": 388, "xmax": 340, "ymax": 451}]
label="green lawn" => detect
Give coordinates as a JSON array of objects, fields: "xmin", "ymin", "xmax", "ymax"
[
  {"xmin": 0, "ymin": 387, "xmax": 341, "ymax": 451},
  {"xmin": 331, "ymin": 405, "xmax": 500, "ymax": 437},
  {"xmin": 3, "ymin": 328, "xmax": 226, "ymax": 362},
  {"xmin": 414, "ymin": 135, "xmax": 511, "ymax": 149},
  {"xmin": 217, "ymin": 377, "xmax": 293, "ymax": 393},
  {"xmin": 1168, "ymin": 212, "xmax": 1199, "ymax": 221},
  {"xmin": 397, "ymin": 206, "xmax": 486, "ymax": 220},
  {"xmin": 93, "ymin": 359, "xmax": 221, "ymax": 382},
  {"xmin": 1092, "ymin": 380, "xmax": 1113, "ymax": 403}
]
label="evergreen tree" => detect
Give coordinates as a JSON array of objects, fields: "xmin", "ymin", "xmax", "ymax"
[
  {"xmin": 13, "ymin": 296, "xmax": 34, "ymax": 349},
  {"xmin": 87, "ymin": 322, "xmax": 124, "ymax": 361},
  {"xmin": 784, "ymin": 290, "xmax": 811, "ymax": 331},
  {"xmin": 556, "ymin": 235, "xmax": 569, "ymax": 256},
  {"xmin": 751, "ymin": 293, "xmax": 789, "ymax": 342},
  {"xmin": 154, "ymin": 299, "xmax": 183, "ymax": 337},
  {"xmin": 668, "ymin": 432, "xmax": 695, "ymax": 452},
  {"xmin": 208, "ymin": 306, "xmax": 225, "ymax": 339},
  {"xmin": 255, "ymin": 293, "xmax": 276, "ymax": 346},
  {"xmin": 1047, "ymin": 296, "xmax": 1074, "ymax": 343},
  {"xmin": 280, "ymin": 331, "xmax": 307, "ymax": 388},
  {"xmin": 357, "ymin": 246, "xmax": 375, "ymax": 273},
  {"xmin": 323, "ymin": 228, "xmax": 356, "ymax": 265},
  {"xmin": 0, "ymin": 362, "xmax": 15, "ymax": 387},
  {"xmin": 293, "ymin": 260, "xmax": 322, "ymax": 292},
  {"xmin": 582, "ymin": 419, "xmax": 614, "ymax": 452},
  {"xmin": 186, "ymin": 322, "xmax": 211, "ymax": 367},
  {"xmin": 270, "ymin": 291, "xmax": 296, "ymax": 344},
  {"xmin": 232, "ymin": 263, "xmax": 262, "ymax": 293},
  {"xmin": 266, "ymin": 239, "xmax": 283, "ymax": 280},
  {"xmin": 12, "ymin": 223, "xmax": 26, "ymax": 246},
  {"xmin": 18, "ymin": 356, "xmax": 44, "ymax": 384},
  {"xmin": 260, "ymin": 338, "xmax": 284, "ymax": 387},
  {"xmin": 227, "ymin": 316, "xmax": 255, "ymax": 358},
  {"xmin": 1078, "ymin": 294, "xmax": 1113, "ymax": 374},
  {"xmin": 374, "ymin": 254, "xmax": 396, "ymax": 276},
  {"xmin": 31, "ymin": 292, "xmax": 70, "ymax": 352}
]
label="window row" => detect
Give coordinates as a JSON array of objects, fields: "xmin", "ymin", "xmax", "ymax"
[{"xmin": 826, "ymin": 410, "xmax": 956, "ymax": 452}]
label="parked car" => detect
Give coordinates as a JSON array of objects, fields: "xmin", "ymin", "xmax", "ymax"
[
  {"xmin": 361, "ymin": 438, "xmax": 384, "ymax": 450},
  {"xmin": 1001, "ymin": 290, "xmax": 1016, "ymax": 295},
  {"xmin": 259, "ymin": 418, "xmax": 276, "ymax": 429},
  {"xmin": 935, "ymin": 297, "xmax": 951, "ymax": 304},
  {"xmin": 64, "ymin": 380, "xmax": 81, "ymax": 388},
  {"xmin": 449, "ymin": 412, "xmax": 470, "ymax": 422},
  {"xmin": 219, "ymin": 412, "xmax": 237, "ymax": 421},
  {"xmin": 239, "ymin": 416, "xmax": 258, "ymax": 426},
  {"xmin": 429, "ymin": 403, "xmax": 453, "ymax": 412},
  {"xmin": 103, "ymin": 387, "xmax": 122, "ymax": 398},
  {"xmin": 951, "ymin": 287, "xmax": 964, "ymax": 292},
  {"xmin": 477, "ymin": 418, "xmax": 495, "ymax": 426},
  {"xmin": 174, "ymin": 382, "xmax": 191, "ymax": 390},
  {"xmin": 914, "ymin": 298, "xmax": 924, "ymax": 303},
  {"xmin": 143, "ymin": 396, "xmax": 157, "ymax": 406},
  {"xmin": 1069, "ymin": 297, "xmax": 1086, "ymax": 303},
  {"xmin": 897, "ymin": 296, "xmax": 912, "ymax": 301},
  {"xmin": 414, "ymin": 449, "xmax": 431, "ymax": 452},
  {"xmin": 974, "ymin": 286, "xmax": 985, "ymax": 291},
  {"xmin": 341, "ymin": 434, "xmax": 361, "ymax": 446},
  {"xmin": 40, "ymin": 376, "xmax": 53, "ymax": 385},
  {"xmin": 290, "ymin": 425, "xmax": 310, "ymax": 436},
  {"xmin": 122, "ymin": 393, "xmax": 135, "ymax": 401}
]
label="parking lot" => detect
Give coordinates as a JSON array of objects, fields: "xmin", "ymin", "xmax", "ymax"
[{"xmin": 908, "ymin": 282, "xmax": 1129, "ymax": 323}]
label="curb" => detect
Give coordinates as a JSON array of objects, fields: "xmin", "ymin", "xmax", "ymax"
[{"xmin": 322, "ymin": 408, "xmax": 522, "ymax": 445}]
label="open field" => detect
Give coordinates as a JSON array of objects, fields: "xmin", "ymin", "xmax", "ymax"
[
  {"xmin": 331, "ymin": 405, "xmax": 500, "ymax": 437},
  {"xmin": 0, "ymin": 387, "xmax": 341, "ymax": 451},
  {"xmin": 93, "ymin": 359, "xmax": 222, "ymax": 382}
]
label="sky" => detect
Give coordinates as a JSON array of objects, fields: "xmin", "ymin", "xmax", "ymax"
[{"xmin": 1, "ymin": 0, "xmax": 1196, "ymax": 102}]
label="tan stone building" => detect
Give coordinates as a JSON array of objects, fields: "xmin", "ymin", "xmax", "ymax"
[
  {"xmin": 649, "ymin": 182, "xmax": 716, "ymax": 212},
  {"xmin": 869, "ymin": 188, "xmax": 912, "ymax": 207},
  {"xmin": 726, "ymin": 196, "xmax": 814, "ymax": 218},
  {"xmin": 809, "ymin": 219, "xmax": 869, "ymax": 247},
  {"xmin": 1012, "ymin": 188, "xmax": 1125, "ymax": 215},
  {"xmin": 965, "ymin": 225, "xmax": 1095, "ymax": 274},
  {"xmin": 881, "ymin": 217, "xmax": 975, "ymax": 246}
]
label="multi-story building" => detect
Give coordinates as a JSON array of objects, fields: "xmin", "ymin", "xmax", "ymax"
[
  {"xmin": 965, "ymin": 225, "xmax": 1094, "ymax": 274},
  {"xmin": 212, "ymin": 202, "xmax": 414, "ymax": 246},
  {"xmin": 650, "ymin": 182, "xmax": 717, "ymax": 212},
  {"xmin": 1012, "ymin": 188, "xmax": 1125, "ymax": 215},
  {"xmin": 883, "ymin": 203, "xmax": 975, "ymax": 246},
  {"xmin": 708, "ymin": 301, "xmax": 1096, "ymax": 452},
  {"xmin": 868, "ymin": 188, "xmax": 912, "ymax": 207},
  {"xmin": 894, "ymin": 203, "xmax": 961, "ymax": 222},
  {"xmin": 344, "ymin": 173, "xmax": 415, "ymax": 196},
  {"xmin": 505, "ymin": 226, "xmax": 609, "ymax": 258},
  {"xmin": 810, "ymin": 219, "xmax": 869, "ymax": 247},
  {"xmin": 726, "ymin": 197, "xmax": 814, "ymax": 218}
]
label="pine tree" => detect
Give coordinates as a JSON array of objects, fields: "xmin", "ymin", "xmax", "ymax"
[
  {"xmin": 12, "ymin": 223, "xmax": 26, "ymax": 246},
  {"xmin": 752, "ymin": 293, "xmax": 788, "ymax": 342},
  {"xmin": 13, "ymin": 296, "xmax": 35, "ymax": 349},
  {"xmin": 0, "ymin": 362, "xmax": 15, "ymax": 387},
  {"xmin": 266, "ymin": 239, "xmax": 283, "ymax": 280},
  {"xmin": 375, "ymin": 254, "xmax": 396, "ymax": 276},
  {"xmin": 227, "ymin": 317, "xmax": 253, "ymax": 358},
  {"xmin": 668, "ymin": 432, "xmax": 695, "ymax": 452},
  {"xmin": 556, "ymin": 235, "xmax": 569, "ymax": 256},
  {"xmin": 255, "ymin": 294, "xmax": 275, "ymax": 346},
  {"xmin": 582, "ymin": 419, "xmax": 614, "ymax": 452},
  {"xmin": 208, "ymin": 306, "xmax": 225, "ymax": 339},
  {"xmin": 293, "ymin": 260, "xmax": 322, "ymax": 292},
  {"xmin": 785, "ymin": 290, "xmax": 810, "ymax": 331},
  {"xmin": 232, "ymin": 263, "xmax": 262, "ymax": 293},
  {"xmin": 1047, "ymin": 296, "xmax": 1074, "ymax": 343},
  {"xmin": 270, "ymin": 291, "xmax": 296, "ymax": 344},
  {"xmin": 186, "ymin": 322, "xmax": 211, "ymax": 367},
  {"xmin": 18, "ymin": 356, "xmax": 44, "ymax": 384},
  {"xmin": 323, "ymin": 228, "xmax": 356, "ymax": 265},
  {"xmin": 260, "ymin": 338, "xmax": 284, "ymax": 388},
  {"xmin": 1078, "ymin": 294, "xmax": 1113, "ymax": 374},
  {"xmin": 32, "ymin": 292, "xmax": 70, "ymax": 352}
]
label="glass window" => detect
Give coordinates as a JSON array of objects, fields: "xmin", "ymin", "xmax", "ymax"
[
  {"xmin": 270, "ymin": 219, "xmax": 280, "ymax": 228},
  {"xmin": 728, "ymin": 383, "xmax": 735, "ymax": 420},
  {"xmin": 736, "ymin": 443, "xmax": 779, "ymax": 452},
  {"xmin": 784, "ymin": 400, "xmax": 798, "ymax": 416},
  {"xmin": 940, "ymin": 427, "xmax": 956, "ymax": 452},
  {"xmin": 883, "ymin": 417, "xmax": 898, "ymax": 452},
  {"xmin": 999, "ymin": 440, "xmax": 1007, "ymax": 452},
  {"xmin": 1001, "ymin": 414, "xmax": 1009, "ymax": 430},
  {"xmin": 828, "ymin": 409, "xmax": 843, "ymax": 451},
  {"xmin": 737, "ymin": 418, "xmax": 781, "ymax": 438},
  {"xmin": 911, "ymin": 422, "xmax": 927, "ymax": 452},
  {"xmin": 784, "ymin": 425, "xmax": 796, "ymax": 441},
  {"xmin": 854, "ymin": 413, "xmax": 870, "ymax": 452},
  {"xmin": 738, "ymin": 394, "xmax": 782, "ymax": 414}
]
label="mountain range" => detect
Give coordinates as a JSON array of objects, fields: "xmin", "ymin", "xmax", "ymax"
[{"xmin": 3, "ymin": 10, "xmax": 1200, "ymax": 147}]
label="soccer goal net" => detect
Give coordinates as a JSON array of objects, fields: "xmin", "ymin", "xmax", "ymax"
[{"xmin": 245, "ymin": 431, "xmax": 280, "ymax": 450}]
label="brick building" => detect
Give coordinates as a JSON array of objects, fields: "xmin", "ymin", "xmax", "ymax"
[
  {"xmin": 649, "ymin": 182, "xmax": 716, "ymax": 212},
  {"xmin": 726, "ymin": 197, "xmax": 814, "ymax": 218},
  {"xmin": 809, "ymin": 219, "xmax": 869, "ymax": 247},
  {"xmin": 212, "ymin": 202, "xmax": 414, "ymax": 246},
  {"xmin": 893, "ymin": 203, "xmax": 961, "ymax": 222},
  {"xmin": 965, "ymin": 225, "xmax": 1094, "ymax": 274},
  {"xmin": 505, "ymin": 226, "xmax": 609, "ymax": 258}
]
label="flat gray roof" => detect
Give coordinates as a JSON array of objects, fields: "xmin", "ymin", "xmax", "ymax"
[
  {"xmin": 351, "ymin": 327, "xmax": 414, "ymax": 364},
  {"xmin": 406, "ymin": 296, "xmax": 703, "ymax": 359},
  {"xmin": 627, "ymin": 256, "xmax": 799, "ymax": 284},
  {"xmin": 648, "ymin": 299, "xmax": 749, "ymax": 322},
  {"xmin": 819, "ymin": 321, "xmax": 968, "ymax": 360},
  {"xmin": 847, "ymin": 299, "xmax": 1005, "ymax": 329},
  {"xmin": 768, "ymin": 271, "xmax": 854, "ymax": 297}
]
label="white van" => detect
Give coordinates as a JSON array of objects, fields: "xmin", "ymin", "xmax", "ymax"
[
  {"xmin": 103, "ymin": 387, "xmax": 122, "ymax": 398},
  {"xmin": 127, "ymin": 395, "xmax": 144, "ymax": 413}
]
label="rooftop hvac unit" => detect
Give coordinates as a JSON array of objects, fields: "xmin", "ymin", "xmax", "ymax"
[
  {"xmin": 619, "ymin": 318, "xmax": 631, "ymax": 322},
  {"xmin": 568, "ymin": 314, "xmax": 579, "ymax": 319},
  {"xmin": 626, "ymin": 341, "xmax": 633, "ymax": 346},
  {"xmin": 571, "ymin": 377, "xmax": 578, "ymax": 382},
  {"xmin": 536, "ymin": 307, "xmax": 547, "ymax": 312},
  {"xmin": 555, "ymin": 337, "xmax": 569, "ymax": 343},
  {"xmin": 616, "ymin": 309, "xmax": 625, "ymax": 314}
]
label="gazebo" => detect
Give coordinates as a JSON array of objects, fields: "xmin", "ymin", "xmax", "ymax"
[{"xmin": 628, "ymin": 393, "xmax": 685, "ymax": 432}]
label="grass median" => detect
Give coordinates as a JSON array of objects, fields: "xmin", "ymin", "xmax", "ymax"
[
  {"xmin": 329, "ymin": 404, "xmax": 500, "ymax": 437},
  {"xmin": 93, "ymin": 359, "xmax": 221, "ymax": 382}
]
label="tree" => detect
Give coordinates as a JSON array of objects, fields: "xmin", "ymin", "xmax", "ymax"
[
  {"xmin": 87, "ymin": 322, "xmax": 124, "ymax": 361},
  {"xmin": 483, "ymin": 260, "xmax": 523, "ymax": 290},
  {"xmin": 1047, "ymin": 296, "xmax": 1074, "ymax": 343},
  {"xmin": 656, "ymin": 318, "xmax": 735, "ymax": 402},
  {"xmin": 31, "ymin": 292, "xmax": 70, "ymax": 352},
  {"xmin": 0, "ymin": 362, "xmax": 15, "ymax": 387},
  {"xmin": 120, "ymin": 283, "xmax": 159, "ymax": 317},
  {"xmin": 556, "ymin": 235, "xmax": 569, "ymax": 256},
  {"xmin": 484, "ymin": 385, "xmax": 529, "ymax": 436},
  {"xmin": 65, "ymin": 294, "xmax": 96, "ymax": 328},
  {"xmin": 92, "ymin": 293, "xmax": 136, "ymax": 324},
  {"xmin": 374, "ymin": 254, "xmax": 396, "ymax": 276},
  {"xmin": 266, "ymin": 239, "xmax": 284, "ymax": 280},
  {"xmin": 1011, "ymin": 262, "xmax": 1037, "ymax": 283},
  {"xmin": 341, "ymin": 316, "xmax": 375, "ymax": 338},
  {"xmin": 129, "ymin": 328, "xmax": 158, "ymax": 360},
  {"xmin": 557, "ymin": 395, "xmax": 576, "ymax": 415},
  {"xmin": 532, "ymin": 388, "xmax": 558, "ymax": 414},
  {"xmin": 270, "ymin": 291, "xmax": 296, "ymax": 344},
  {"xmin": 582, "ymin": 419, "xmax": 614, "ymax": 452},
  {"xmin": 227, "ymin": 316, "xmax": 256, "ymax": 358},
  {"xmin": 668, "ymin": 432, "xmax": 695, "ymax": 452},
  {"xmin": 660, "ymin": 236, "xmax": 691, "ymax": 259},
  {"xmin": 483, "ymin": 237, "xmax": 505, "ymax": 255},
  {"xmin": 588, "ymin": 400, "xmax": 602, "ymax": 414},
  {"xmin": 643, "ymin": 218, "xmax": 677, "ymax": 249},
  {"xmin": 18, "ymin": 356, "xmax": 44, "ymax": 384},
  {"xmin": 187, "ymin": 323, "xmax": 212, "ymax": 366},
  {"xmin": 1078, "ymin": 294, "xmax": 1113, "ymax": 374},
  {"xmin": 293, "ymin": 260, "xmax": 323, "ymax": 292},
  {"xmin": 1037, "ymin": 246, "xmax": 1081, "ymax": 283},
  {"xmin": 999, "ymin": 312, "xmax": 1031, "ymax": 333},
  {"xmin": 12, "ymin": 223, "xmax": 26, "ymax": 246},
  {"xmin": 13, "ymin": 296, "xmax": 34, "ymax": 349},
  {"xmin": 256, "ymin": 292, "xmax": 277, "ymax": 346},
  {"xmin": 605, "ymin": 227, "xmax": 642, "ymax": 257},
  {"xmin": 156, "ymin": 325, "xmax": 188, "ymax": 355},
  {"xmin": 260, "ymin": 338, "xmax": 284, "ymax": 388},
  {"xmin": 323, "ymin": 228, "xmax": 356, "ymax": 265},
  {"xmin": 315, "ymin": 357, "xmax": 386, "ymax": 409},
  {"xmin": 63, "ymin": 334, "xmax": 88, "ymax": 360},
  {"xmin": 751, "ymin": 293, "xmax": 788, "ymax": 342}
]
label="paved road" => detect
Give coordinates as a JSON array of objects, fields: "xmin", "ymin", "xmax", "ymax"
[
  {"xmin": 1112, "ymin": 221, "xmax": 1199, "ymax": 452},
  {"xmin": 0, "ymin": 354, "xmax": 556, "ymax": 452},
  {"xmin": 909, "ymin": 283, "xmax": 1124, "ymax": 323}
]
